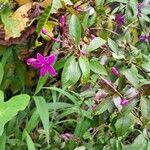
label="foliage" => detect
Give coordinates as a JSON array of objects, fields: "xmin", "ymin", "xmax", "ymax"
[{"xmin": 0, "ymin": 0, "xmax": 150, "ymax": 149}]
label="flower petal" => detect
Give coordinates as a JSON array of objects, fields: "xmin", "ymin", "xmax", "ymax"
[
  {"xmin": 46, "ymin": 54, "xmax": 56, "ymax": 64},
  {"xmin": 47, "ymin": 66, "xmax": 56, "ymax": 77},
  {"xmin": 40, "ymin": 67, "xmax": 47, "ymax": 76},
  {"xmin": 37, "ymin": 53, "xmax": 46, "ymax": 64},
  {"xmin": 27, "ymin": 58, "xmax": 42, "ymax": 68}
]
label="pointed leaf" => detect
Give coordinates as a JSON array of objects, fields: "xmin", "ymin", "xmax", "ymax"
[
  {"xmin": 61, "ymin": 56, "xmax": 81, "ymax": 87},
  {"xmin": 87, "ymin": 37, "xmax": 106, "ymax": 52},
  {"xmin": 69, "ymin": 14, "xmax": 81, "ymax": 44},
  {"xmin": 79, "ymin": 56, "xmax": 90, "ymax": 82}
]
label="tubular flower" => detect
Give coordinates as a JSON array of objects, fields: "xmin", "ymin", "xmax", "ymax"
[
  {"xmin": 27, "ymin": 53, "xmax": 56, "ymax": 77},
  {"xmin": 111, "ymin": 67, "xmax": 120, "ymax": 78},
  {"xmin": 115, "ymin": 13, "xmax": 125, "ymax": 26},
  {"xmin": 120, "ymin": 99, "xmax": 129, "ymax": 106}
]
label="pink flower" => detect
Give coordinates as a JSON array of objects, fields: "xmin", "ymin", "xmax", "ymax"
[
  {"xmin": 27, "ymin": 53, "xmax": 56, "ymax": 77},
  {"xmin": 41, "ymin": 27, "xmax": 48, "ymax": 35},
  {"xmin": 111, "ymin": 67, "xmax": 120, "ymax": 78},
  {"xmin": 120, "ymin": 99, "xmax": 128, "ymax": 106},
  {"xmin": 94, "ymin": 90, "xmax": 107, "ymax": 103},
  {"xmin": 61, "ymin": 133, "xmax": 73, "ymax": 141},
  {"xmin": 59, "ymin": 15, "xmax": 66, "ymax": 27},
  {"xmin": 115, "ymin": 13, "xmax": 125, "ymax": 26}
]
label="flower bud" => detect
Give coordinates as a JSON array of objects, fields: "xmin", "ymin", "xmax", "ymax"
[
  {"xmin": 120, "ymin": 99, "xmax": 128, "ymax": 106},
  {"xmin": 94, "ymin": 90, "xmax": 107, "ymax": 103},
  {"xmin": 41, "ymin": 27, "xmax": 48, "ymax": 35},
  {"xmin": 111, "ymin": 67, "xmax": 120, "ymax": 78},
  {"xmin": 59, "ymin": 15, "xmax": 66, "ymax": 27}
]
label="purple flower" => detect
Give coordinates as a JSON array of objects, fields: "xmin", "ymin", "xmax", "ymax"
[
  {"xmin": 139, "ymin": 35, "xmax": 147, "ymax": 42},
  {"xmin": 120, "ymin": 99, "xmax": 128, "ymax": 106},
  {"xmin": 59, "ymin": 15, "xmax": 66, "ymax": 27},
  {"xmin": 111, "ymin": 67, "xmax": 120, "ymax": 78},
  {"xmin": 137, "ymin": 3, "xmax": 144, "ymax": 17},
  {"xmin": 61, "ymin": 133, "xmax": 73, "ymax": 141},
  {"xmin": 147, "ymin": 36, "xmax": 150, "ymax": 42},
  {"xmin": 27, "ymin": 53, "xmax": 56, "ymax": 77},
  {"xmin": 41, "ymin": 27, "xmax": 48, "ymax": 35},
  {"xmin": 115, "ymin": 13, "xmax": 125, "ymax": 26}
]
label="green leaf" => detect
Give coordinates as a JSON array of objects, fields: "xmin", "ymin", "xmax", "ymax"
[
  {"xmin": 25, "ymin": 109, "xmax": 39, "ymax": 135},
  {"xmin": 74, "ymin": 117, "xmax": 90, "ymax": 138},
  {"xmin": 122, "ymin": 134, "xmax": 147, "ymax": 150},
  {"xmin": 123, "ymin": 65, "xmax": 139, "ymax": 88},
  {"xmin": 141, "ymin": 62, "xmax": 150, "ymax": 72},
  {"xmin": 61, "ymin": 56, "xmax": 81, "ymax": 87},
  {"xmin": 48, "ymin": 102, "xmax": 73, "ymax": 111},
  {"xmin": 87, "ymin": 37, "xmax": 106, "ymax": 52},
  {"xmin": 115, "ymin": 113, "xmax": 134, "ymax": 137},
  {"xmin": 108, "ymin": 38, "xmax": 119, "ymax": 54},
  {"xmin": 90, "ymin": 59, "xmax": 107, "ymax": 75},
  {"xmin": 25, "ymin": 131, "xmax": 36, "ymax": 150},
  {"xmin": 79, "ymin": 56, "xmax": 90, "ymax": 82},
  {"xmin": 33, "ymin": 96, "xmax": 49, "ymax": 144},
  {"xmin": 0, "ymin": 90, "xmax": 4, "ymax": 103},
  {"xmin": 95, "ymin": 98, "xmax": 114, "ymax": 115},
  {"xmin": 35, "ymin": 74, "xmax": 49, "ymax": 94},
  {"xmin": 36, "ymin": 5, "xmax": 51, "ymax": 35},
  {"xmin": 43, "ymin": 87, "xmax": 78, "ymax": 104},
  {"xmin": 0, "ymin": 63, "xmax": 4, "ymax": 85},
  {"xmin": 0, "ymin": 131, "xmax": 6, "ymax": 150},
  {"xmin": 69, "ymin": 14, "xmax": 81, "ymax": 44},
  {"xmin": 140, "ymin": 96, "xmax": 150, "ymax": 121},
  {"xmin": 0, "ymin": 94, "xmax": 30, "ymax": 136},
  {"xmin": 50, "ymin": 0, "xmax": 72, "ymax": 14}
]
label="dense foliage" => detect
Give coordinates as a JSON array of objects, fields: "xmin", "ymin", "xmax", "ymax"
[{"xmin": 0, "ymin": 0, "xmax": 150, "ymax": 149}]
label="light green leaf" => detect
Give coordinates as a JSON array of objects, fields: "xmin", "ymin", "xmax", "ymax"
[
  {"xmin": 108, "ymin": 38, "xmax": 119, "ymax": 54},
  {"xmin": 141, "ymin": 62, "xmax": 150, "ymax": 72},
  {"xmin": 0, "ymin": 94, "xmax": 30, "ymax": 136},
  {"xmin": 50, "ymin": 0, "xmax": 72, "ymax": 14},
  {"xmin": 0, "ymin": 131, "xmax": 6, "ymax": 150},
  {"xmin": 90, "ymin": 59, "xmax": 107, "ymax": 75},
  {"xmin": 79, "ymin": 56, "xmax": 90, "ymax": 82},
  {"xmin": 69, "ymin": 14, "xmax": 81, "ymax": 44},
  {"xmin": 33, "ymin": 96, "xmax": 49, "ymax": 144},
  {"xmin": 87, "ymin": 37, "xmax": 106, "ymax": 52},
  {"xmin": 123, "ymin": 65, "xmax": 139, "ymax": 88},
  {"xmin": 115, "ymin": 113, "xmax": 134, "ymax": 137},
  {"xmin": 140, "ymin": 96, "xmax": 150, "ymax": 121},
  {"xmin": 122, "ymin": 134, "xmax": 147, "ymax": 150},
  {"xmin": 61, "ymin": 56, "xmax": 81, "ymax": 87},
  {"xmin": 25, "ymin": 131, "xmax": 36, "ymax": 150}
]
